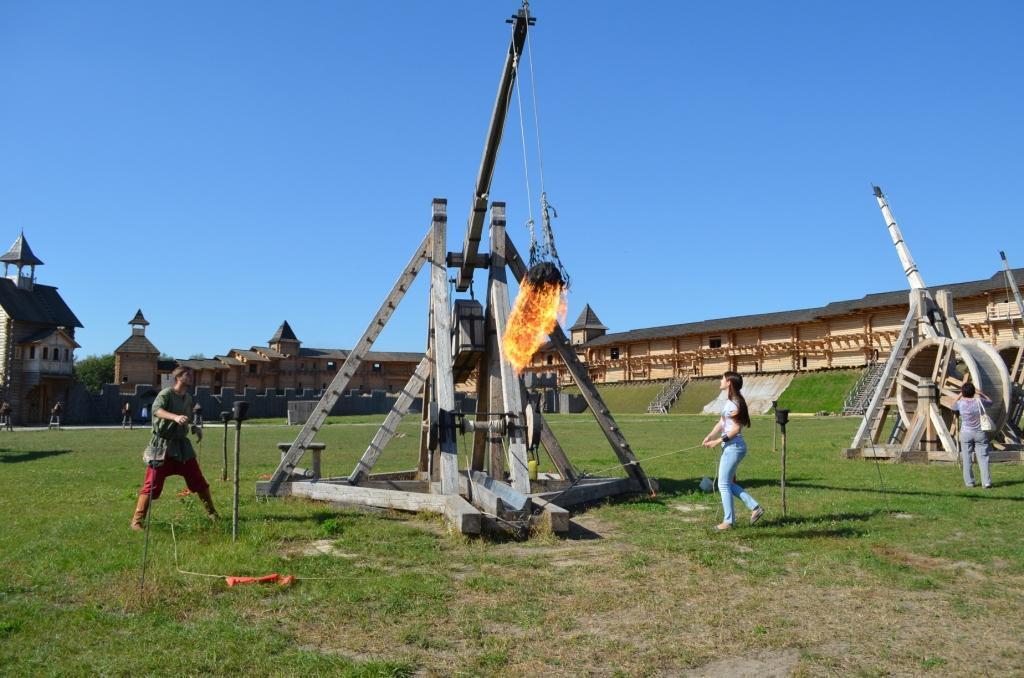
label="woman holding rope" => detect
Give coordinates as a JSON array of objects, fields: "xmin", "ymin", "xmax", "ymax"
[{"xmin": 702, "ymin": 371, "xmax": 765, "ymax": 531}]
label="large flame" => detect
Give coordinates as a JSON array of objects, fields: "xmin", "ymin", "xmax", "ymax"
[{"xmin": 502, "ymin": 280, "xmax": 567, "ymax": 372}]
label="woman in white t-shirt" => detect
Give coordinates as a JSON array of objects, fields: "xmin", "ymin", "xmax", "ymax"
[
  {"xmin": 702, "ymin": 371, "xmax": 764, "ymax": 531},
  {"xmin": 952, "ymin": 382, "xmax": 993, "ymax": 488}
]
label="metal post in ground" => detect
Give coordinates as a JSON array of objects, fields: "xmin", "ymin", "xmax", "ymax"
[
  {"xmin": 230, "ymin": 402, "xmax": 249, "ymax": 542},
  {"xmin": 776, "ymin": 407, "xmax": 790, "ymax": 517},
  {"xmin": 220, "ymin": 411, "xmax": 230, "ymax": 482}
]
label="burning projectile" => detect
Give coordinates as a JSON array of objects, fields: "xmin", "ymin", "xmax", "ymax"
[{"xmin": 503, "ymin": 193, "xmax": 570, "ymax": 371}]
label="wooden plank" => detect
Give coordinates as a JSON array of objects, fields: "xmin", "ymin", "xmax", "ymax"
[
  {"xmin": 291, "ymin": 481, "xmax": 450, "ymax": 512},
  {"xmin": 443, "ymin": 495, "xmax": 483, "ymax": 535},
  {"xmin": 928, "ymin": 403, "xmax": 958, "ymax": 455},
  {"xmin": 348, "ymin": 356, "xmax": 430, "ymax": 484},
  {"xmin": 267, "ymin": 225, "xmax": 432, "ymax": 494},
  {"xmin": 503, "ymin": 235, "xmax": 652, "ymax": 493},
  {"xmin": 367, "ymin": 469, "xmax": 421, "ymax": 481},
  {"xmin": 430, "ymin": 202, "xmax": 460, "ymax": 496},
  {"xmin": 529, "ymin": 497, "xmax": 570, "ymax": 535},
  {"xmin": 470, "ymin": 324, "xmax": 491, "ymax": 472},
  {"xmin": 484, "ymin": 286, "xmax": 506, "ymax": 479},
  {"xmin": 468, "ymin": 469, "xmax": 529, "ymax": 512},
  {"xmin": 533, "ymin": 477, "xmax": 642, "ymax": 509},
  {"xmin": 360, "ymin": 480, "xmax": 431, "ymax": 492},
  {"xmin": 489, "ymin": 204, "xmax": 531, "ymax": 495},
  {"xmin": 852, "ymin": 301, "xmax": 918, "ymax": 449}
]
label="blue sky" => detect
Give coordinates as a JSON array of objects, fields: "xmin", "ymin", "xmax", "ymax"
[{"xmin": 2, "ymin": 1, "xmax": 1022, "ymax": 359}]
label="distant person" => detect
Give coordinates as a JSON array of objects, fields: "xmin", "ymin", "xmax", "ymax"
[
  {"xmin": 122, "ymin": 402, "xmax": 133, "ymax": 430},
  {"xmin": 49, "ymin": 401, "xmax": 63, "ymax": 430},
  {"xmin": 953, "ymin": 382, "xmax": 993, "ymax": 489},
  {"xmin": 130, "ymin": 367, "xmax": 218, "ymax": 531},
  {"xmin": 702, "ymin": 371, "xmax": 765, "ymax": 531},
  {"xmin": 140, "ymin": 405, "xmax": 149, "ymax": 422},
  {"xmin": 0, "ymin": 401, "xmax": 11, "ymax": 431}
]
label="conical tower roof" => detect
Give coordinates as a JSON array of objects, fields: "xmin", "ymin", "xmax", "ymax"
[
  {"xmin": 569, "ymin": 304, "xmax": 607, "ymax": 331},
  {"xmin": 269, "ymin": 320, "xmax": 298, "ymax": 344},
  {"xmin": 0, "ymin": 232, "xmax": 44, "ymax": 266},
  {"xmin": 129, "ymin": 309, "xmax": 149, "ymax": 326}
]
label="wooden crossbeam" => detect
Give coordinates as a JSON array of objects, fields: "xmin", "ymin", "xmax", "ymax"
[{"xmin": 266, "ymin": 223, "xmax": 433, "ymax": 496}]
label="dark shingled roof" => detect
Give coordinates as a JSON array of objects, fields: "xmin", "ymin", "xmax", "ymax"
[
  {"xmin": 0, "ymin": 233, "xmax": 44, "ymax": 266},
  {"xmin": 570, "ymin": 304, "xmax": 608, "ymax": 331},
  {"xmin": 297, "ymin": 347, "xmax": 425, "ymax": 363},
  {"xmin": 114, "ymin": 333, "xmax": 159, "ymax": 355},
  {"xmin": 0, "ymin": 279, "xmax": 83, "ymax": 328},
  {"xmin": 177, "ymin": 358, "xmax": 229, "ymax": 370},
  {"xmin": 214, "ymin": 354, "xmax": 243, "ymax": 366},
  {"xmin": 129, "ymin": 309, "xmax": 149, "ymax": 326},
  {"xmin": 585, "ymin": 268, "xmax": 1024, "ymax": 347},
  {"xmin": 269, "ymin": 320, "xmax": 298, "ymax": 344}
]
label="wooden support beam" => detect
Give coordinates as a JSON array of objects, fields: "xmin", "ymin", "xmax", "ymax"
[
  {"xmin": 267, "ymin": 224, "xmax": 432, "ymax": 494},
  {"xmin": 533, "ymin": 477, "xmax": 642, "ymax": 509},
  {"xmin": 429, "ymin": 201, "xmax": 460, "ymax": 496},
  {"xmin": 467, "ymin": 469, "xmax": 529, "ymax": 517},
  {"xmin": 489, "ymin": 204, "xmax": 531, "ymax": 494},
  {"xmin": 348, "ymin": 356, "xmax": 430, "ymax": 484},
  {"xmin": 529, "ymin": 497, "xmax": 570, "ymax": 535},
  {"xmin": 264, "ymin": 481, "xmax": 481, "ymax": 534}
]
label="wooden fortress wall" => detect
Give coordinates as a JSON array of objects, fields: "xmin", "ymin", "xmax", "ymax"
[{"xmin": 528, "ymin": 288, "xmax": 1023, "ymax": 384}]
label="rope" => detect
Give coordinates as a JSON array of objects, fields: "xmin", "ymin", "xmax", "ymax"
[
  {"xmin": 524, "ymin": 18, "xmax": 546, "ymax": 197},
  {"xmin": 511, "ymin": 46, "xmax": 535, "ymax": 246},
  {"xmin": 169, "ymin": 522, "xmax": 337, "ymax": 582}
]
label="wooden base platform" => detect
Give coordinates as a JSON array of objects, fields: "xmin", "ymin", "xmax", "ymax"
[
  {"xmin": 845, "ymin": 446, "xmax": 1024, "ymax": 464},
  {"xmin": 256, "ymin": 470, "xmax": 651, "ymax": 536}
]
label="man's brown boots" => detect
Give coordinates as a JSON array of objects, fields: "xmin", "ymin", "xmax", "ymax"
[
  {"xmin": 130, "ymin": 494, "xmax": 151, "ymax": 531},
  {"xmin": 197, "ymin": 487, "xmax": 219, "ymax": 519}
]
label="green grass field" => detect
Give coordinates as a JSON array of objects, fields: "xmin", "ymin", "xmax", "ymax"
[
  {"xmin": 672, "ymin": 379, "xmax": 723, "ymax": 414},
  {"xmin": 2, "ymin": 415, "xmax": 1023, "ymax": 675},
  {"xmin": 777, "ymin": 369, "xmax": 865, "ymax": 413},
  {"xmin": 560, "ymin": 383, "xmax": 666, "ymax": 414}
]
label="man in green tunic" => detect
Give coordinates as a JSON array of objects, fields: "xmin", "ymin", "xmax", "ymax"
[{"xmin": 131, "ymin": 366, "xmax": 218, "ymax": 530}]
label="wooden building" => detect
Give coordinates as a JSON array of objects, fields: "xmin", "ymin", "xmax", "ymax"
[
  {"xmin": 113, "ymin": 309, "xmax": 160, "ymax": 391},
  {"xmin": 0, "ymin": 233, "xmax": 83, "ymax": 423},
  {"xmin": 115, "ymin": 318, "xmax": 423, "ymax": 396},
  {"xmin": 529, "ymin": 268, "xmax": 1024, "ymax": 384}
]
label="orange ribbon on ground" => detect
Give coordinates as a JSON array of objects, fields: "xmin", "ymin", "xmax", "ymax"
[{"xmin": 225, "ymin": 573, "xmax": 295, "ymax": 587}]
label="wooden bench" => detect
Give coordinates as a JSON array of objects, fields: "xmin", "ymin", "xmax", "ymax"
[{"xmin": 277, "ymin": 442, "xmax": 327, "ymax": 479}]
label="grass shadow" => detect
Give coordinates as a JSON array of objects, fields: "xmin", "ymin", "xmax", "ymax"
[
  {"xmin": 0, "ymin": 449, "xmax": 73, "ymax": 464},
  {"xmin": 787, "ymin": 481, "xmax": 1024, "ymax": 502}
]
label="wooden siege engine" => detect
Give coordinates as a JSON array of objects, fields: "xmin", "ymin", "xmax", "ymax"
[
  {"xmin": 257, "ymin": 4, "xmax": 655, "ymax": 535},
  {"xmin": 845, "ymin": 187, "xmax": 1024, "ymax": 462}
]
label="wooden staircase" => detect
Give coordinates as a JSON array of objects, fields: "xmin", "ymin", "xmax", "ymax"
[{"xmin": 647, "ymin": 376, "xmax": 689, "ymax": 414}]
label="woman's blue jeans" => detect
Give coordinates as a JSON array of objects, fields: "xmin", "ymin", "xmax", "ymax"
[{"xmin": 718, "ymin": 439, "xmax": 759, "ymax": 525}]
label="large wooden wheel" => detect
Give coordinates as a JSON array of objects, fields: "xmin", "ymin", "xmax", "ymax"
[{"xmin": 896, "ymin": 337, "xmax": 1012, "ymax": 433}]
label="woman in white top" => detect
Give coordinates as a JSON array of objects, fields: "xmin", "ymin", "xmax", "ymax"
[
  {"xmin": 952, "ymin": 382, "xmax": 993, "ymax": 488},
  {"xmin": 702, "ymin": 371, "xmax": 764, "ymax": 531}
]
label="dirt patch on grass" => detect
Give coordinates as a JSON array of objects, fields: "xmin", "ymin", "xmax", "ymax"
[
  {"xmin": 685, "ymin": 647, "xmax": 800, "ymax": 677},
  {"xmin": 872, "ymin": 544, "xmax": 985, "ymax": 578},
  {"xmin": 280, "ymin": 539, "xmax": 358, "ymax": 559}
]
